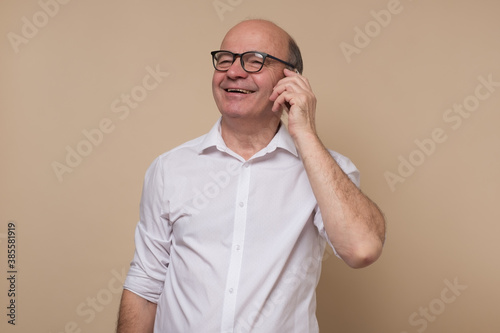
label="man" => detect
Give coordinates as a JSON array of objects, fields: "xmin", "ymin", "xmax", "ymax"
[{"xmin": 117, "ymin": 19, "xmax": 385, "ymax": 333}]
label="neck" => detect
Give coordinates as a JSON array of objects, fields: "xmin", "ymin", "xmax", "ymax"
[{"xmin": 221, "ymin": 114, "xmax": 281, "ymax": 160}]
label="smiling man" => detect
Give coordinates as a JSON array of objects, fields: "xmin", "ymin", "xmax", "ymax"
[{"xmin": 117, "ymin": 19, "xmax": 386, "ymax": 333}]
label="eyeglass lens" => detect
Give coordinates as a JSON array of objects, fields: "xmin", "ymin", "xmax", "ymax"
[{"xmin": 214, "ymin": 52, "xmax": 265, "ymax": 72}]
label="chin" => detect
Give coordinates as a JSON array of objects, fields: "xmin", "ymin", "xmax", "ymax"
[{"xmin": 220, "ymin": 108, "xmax": 251, "ymax": 119}]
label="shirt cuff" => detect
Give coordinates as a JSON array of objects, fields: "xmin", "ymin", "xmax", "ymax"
[{"xmin": 123, "ymin": 264, "xmax": 164, "ymax": 304}]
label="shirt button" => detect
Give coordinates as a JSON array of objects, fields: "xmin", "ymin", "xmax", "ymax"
[
  {"xmin": 229, "ymin": 288, "xmax": 234, "ymax": 294},
  {"xmin": 235, "ymin": 245, "xmax": 241, "ymax": 251},
  {"xmin": 239, "ymin": 202, "xmax": 244, "ymax": 207}
]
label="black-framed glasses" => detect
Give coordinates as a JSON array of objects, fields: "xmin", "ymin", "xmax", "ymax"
[{"xmin": 211, "ymin": 50, "xmax": 296, "ymax": 73}]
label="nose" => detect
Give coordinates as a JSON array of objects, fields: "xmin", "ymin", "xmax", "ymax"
[{"xmin": 225, "ymin": 57, "xmax": 248, "ymax": 79}]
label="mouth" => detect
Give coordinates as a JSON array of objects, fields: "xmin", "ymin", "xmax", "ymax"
[{"xmin": 225, "ymin": 88, "xmax": 254, "ymax": 94}]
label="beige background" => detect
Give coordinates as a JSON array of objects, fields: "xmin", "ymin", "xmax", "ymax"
[{"xmin": 1, "ymin": 0, "xmax": 499, "ymax": 332}]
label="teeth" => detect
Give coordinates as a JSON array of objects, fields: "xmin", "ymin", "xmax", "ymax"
[{"xmin": 227, "ymin": 88, "xmax": 252, "ymax": 94}]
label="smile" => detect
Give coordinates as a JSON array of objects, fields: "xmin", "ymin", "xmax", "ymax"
[{"xmin": 225, "ymin": 88, "xmax": 254, "ymax": 94}]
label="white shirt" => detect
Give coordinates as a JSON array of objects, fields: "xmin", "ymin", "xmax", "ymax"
[{"xmin": 124, "ymin": 119, "xmax": 360, "ymax": 333}]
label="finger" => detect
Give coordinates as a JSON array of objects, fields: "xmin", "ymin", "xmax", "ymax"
[
  {"xmin": 284, "ymin": 68, "xmax": 311, "ymax": 87},
  {"xmin": 270, "ymin": 81, "xmax": 296, "ymax": 102},
  {"xmin": 271, "ymin": 91, "xmax": 294, "ymax": 112},
  {"xmin": 271, "ymin": 93, "xmax": 287, "ymax": 112},
  {"xmin": 273, "ymin": 76, "xmax": 310, "ymax": 98},
  {"xmin": 284, "ymin": 68, "xmax": 302, "ymax": 78}
]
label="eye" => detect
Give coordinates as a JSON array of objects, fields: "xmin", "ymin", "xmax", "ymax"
[
  {"xmin": 216, "ymin": 53, "xmax": 233, "ymax": 65},
  {"xmin": 249, "ymin": 59, "xmax": 264, "ymax": 65},
  {"xmin": 218, "ymin": 59, "xmax": 232, "ymax": 65},
  {"xmin": 245, "ymin": 53, "xmax": 264, "ymax": 65}
]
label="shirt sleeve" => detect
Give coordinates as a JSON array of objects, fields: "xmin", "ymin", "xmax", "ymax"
[
  {"xmin": 123, "ymin": 156, "xmax": 172, "ymax": 303},
  {"xmin": 313, "ymin": 150, "xmax": 360, "ymax": 258}
]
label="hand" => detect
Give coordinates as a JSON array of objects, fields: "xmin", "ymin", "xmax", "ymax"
[{"xmin": 269, "ymin": 68, "xmax": 318, "ymax": 139}]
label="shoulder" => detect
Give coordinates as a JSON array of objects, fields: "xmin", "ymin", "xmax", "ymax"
[
  {"xmin": 144, "ymin": 133, "xmax": 208, "ymax": 178},
  {"xmin": 158, "ymin": 134, "xmax": 207, "ymax": 160}
]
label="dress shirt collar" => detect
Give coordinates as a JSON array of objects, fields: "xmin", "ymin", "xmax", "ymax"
[{"xmin": 197, "ymin": 117, "xmax": 298, "ymax": 158}]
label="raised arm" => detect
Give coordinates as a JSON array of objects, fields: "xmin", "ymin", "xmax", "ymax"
[
  {"xmin": 270, "ymin": 69, "xmax": 386, "ymax": 268},
  {"xmin": 116, "ymin": 289, "xmax": 157, "ymax": 333}
]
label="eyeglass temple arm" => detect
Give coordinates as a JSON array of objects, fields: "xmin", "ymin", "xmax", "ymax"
[{"xmin": 265, "ymin": 54, "xmax": 298, "ymax": 73}]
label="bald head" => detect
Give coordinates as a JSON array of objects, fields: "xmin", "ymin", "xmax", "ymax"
[{"xmin": 221, "ymin": 19, "xmax": 303, "ymax": 74}]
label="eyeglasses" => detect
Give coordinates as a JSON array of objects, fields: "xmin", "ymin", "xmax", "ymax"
[{"xmin": 211, "ymin": 50, "xmax": 296, "ymax": 73}]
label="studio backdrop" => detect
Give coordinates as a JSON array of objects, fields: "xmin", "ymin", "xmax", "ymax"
[{"xmin": 1, "ymin": 0, "xmax": 499, "ymax": 332}]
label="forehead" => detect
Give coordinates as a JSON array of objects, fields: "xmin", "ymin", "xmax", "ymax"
[{"xmin": 220, "ymin": 21, "xmax": 288, "ymax": 58}]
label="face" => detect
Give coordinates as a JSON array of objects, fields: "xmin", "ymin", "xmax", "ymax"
[{"xmin": 212, "ymin": 21, "xmax": 289, "ymax": 121}]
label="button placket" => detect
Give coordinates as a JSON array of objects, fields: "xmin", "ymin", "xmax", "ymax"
[{"xmin": 220, "ymin": 162, "xmax": 251, "ymax": 333}]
